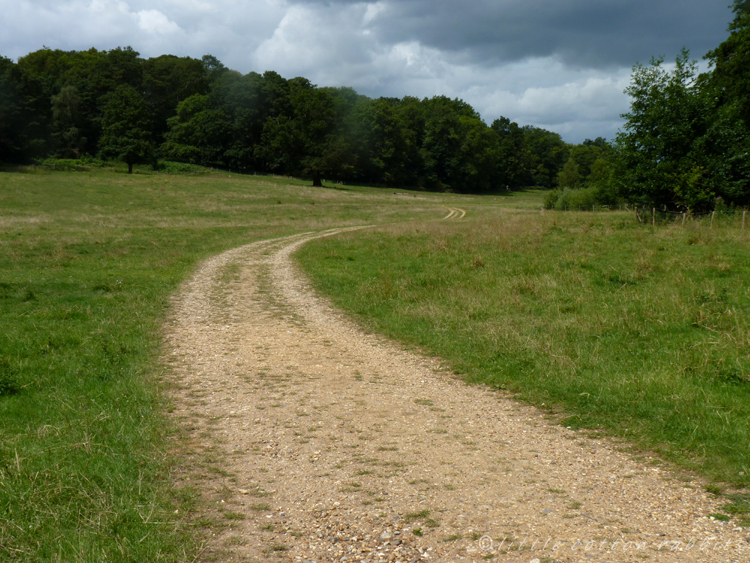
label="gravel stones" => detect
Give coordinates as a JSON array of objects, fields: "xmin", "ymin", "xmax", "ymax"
[{"xmin": 164, "ymin": 230, "xmax": 749, "ymax": 563}]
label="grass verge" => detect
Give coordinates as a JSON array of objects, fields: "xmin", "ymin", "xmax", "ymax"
[{"xmin": 297, "ymin": 209, "xmax": 750, "ymax": 492}]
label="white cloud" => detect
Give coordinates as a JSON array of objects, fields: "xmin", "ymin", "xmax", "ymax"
[
  {"xmin": 88, "ymin": 0, "xmax": 130, "ymax": 14},
  {"xmin": 251, "ymin": 3, "xmax": 374, "ymax": 76},
  {"xmin": 162, "ymin": 0, "xmax": 213, "ymax": 11},
  {"xmin": 363, "ymin": 1, "xmax": 386, "ymax": 25},
  {"xmin": 137, "ymin": 9, "xmax": 181, "ymax": 35}
]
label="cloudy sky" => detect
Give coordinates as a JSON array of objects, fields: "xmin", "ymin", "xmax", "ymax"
[{"xmin": 1, "ymin": 0, "xmax": 736, "ymax": 143}]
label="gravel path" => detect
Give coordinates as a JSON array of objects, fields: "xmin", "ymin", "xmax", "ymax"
[{"xmin": 164, "ymin": 226, "xmax": 749, "ymax": 563}]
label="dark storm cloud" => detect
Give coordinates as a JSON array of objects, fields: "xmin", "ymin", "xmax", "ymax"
[
  {"xmin": 292, "ymin": 0, "xmax": 733, "ymax": 67},
  {"xmin": 0, "ymin": 0, "xmax": 738, "ymax": 142}
]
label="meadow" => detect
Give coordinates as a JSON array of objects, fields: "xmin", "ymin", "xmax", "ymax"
[
  {"xmin": 2, "ymin": 165, "xmax": 749, "ymax": 562},
  {"xmin": 0, "ymin": 165, "xmax": 448, "ymax": 562},
  {"xmin": 297, "ymin": 205, "xmax": 750, "ymax": 509}
]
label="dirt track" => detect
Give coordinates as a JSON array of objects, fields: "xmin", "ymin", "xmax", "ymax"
[{"xmin": 164, "ymin": 224, "xmax": 749, "ymax": 563}]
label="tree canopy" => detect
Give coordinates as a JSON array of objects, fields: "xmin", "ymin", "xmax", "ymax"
[
  {"xmin": 611, "ymin": 1, "xmax": 750, "ymax": 211},
  {"xmin": 98, "ymin": 85, "xmax": 154, "ymax": 174},
  {"xmin": 1, "ymin": 46, "xmax": 570, "ymax": 192}
]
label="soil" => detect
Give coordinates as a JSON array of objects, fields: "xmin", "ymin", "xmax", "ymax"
[{"xmin": 163, "ymin": 224, "xmax": 749, "ymax": 563}]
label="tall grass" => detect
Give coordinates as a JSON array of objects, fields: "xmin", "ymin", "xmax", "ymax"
[
  {"xmin": 298, "ymin": 210, "xmax": 750, "ymax": 488},
  {"xmin": 0, "ymin": 167, "xmax": 444, "ymax": 561}
]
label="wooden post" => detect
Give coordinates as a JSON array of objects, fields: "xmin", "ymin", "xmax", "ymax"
[
  {"xmin": 710, "ymin": 211, "xmax": 715, "ymax": 230},
  {"xmin": 652, "ymin": 208, "xmax": 656, "ymax": 226},
  {"xmin": 743, "ymin": 210, "xmax": 746, "ymax": 230},
  {"xmin": 635, "ymin": 205, "xmax": 638, "ymax": 222},
  {"xmin": 682, "ymin": 213, "xmax": 686, "ymax": 227}
]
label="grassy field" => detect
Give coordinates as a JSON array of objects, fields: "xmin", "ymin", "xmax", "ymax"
[
  {"xmin": 4, "ymin": 166, "xmax": 749, "ymax": 561},
  {"xmin": 0, "ymin": 166, "xmax": 458, "ymax": 562},
  {"xmin": 297, "ymin": 205, "xmax": 750, "ymax": 506}
]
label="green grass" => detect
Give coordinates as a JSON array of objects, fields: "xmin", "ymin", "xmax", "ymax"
[
  {"xmin": 297, "ymin": 209, "xmax": 750, "ymax": 489},
  {"xmin": 403, "ymin": 509, "xmax": 431, "ymax": 523},
  {"xmin": 6, "ymin": 166, "xmax": 747, "ymax": 558},
  {"xmin": 0, "ymin": 166, "xmax": 455, "ymax": 561}
]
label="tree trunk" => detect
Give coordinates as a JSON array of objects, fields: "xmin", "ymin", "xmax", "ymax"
[
  {"xmin": 312, "ymin": 171, "xmax": 322, "ymax": 187},
  {"xmin": 128, "ymin": 162, "xmax": 133, "ymax": 174}
]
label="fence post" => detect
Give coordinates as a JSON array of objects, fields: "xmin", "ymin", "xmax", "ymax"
[
  {"xmin": 743, "ymin": 210, "xmax": 746, "ymax": 230},
  {"xmin": 682, "ymin": 213, "xmax": 686, "ymax": 227},
  {"xmin": 652, "ymin": 208, "xmax": 656, "ymax": 226},
  {"xmin": 710, "ymin": 211, "xmax": 715, "ymax": 230}
]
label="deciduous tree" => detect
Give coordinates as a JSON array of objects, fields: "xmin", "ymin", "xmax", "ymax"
[
  {"xmin": 615, "ymin": 51, "xmax": 715, "ymax": 210},
  {"xmin": 98, "ymin": 85, "xmax": 154, "ymax": 173},
  {"xmin": 51, "ymin": 85, "xmax": 86, "ymax": 157},
  {"xmin": 0, "ymin": 56, "xmax": 50, "ymax": 162}
]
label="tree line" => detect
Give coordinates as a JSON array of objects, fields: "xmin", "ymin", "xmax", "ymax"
[
  {"xmin": 5, "ymin": 2, "xmax": 746, "ymax": 208},
  {"xmin": 0, "ymin": 46, "xmax": 576, "ymax": 192}
]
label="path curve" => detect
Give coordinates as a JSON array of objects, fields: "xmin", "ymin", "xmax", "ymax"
[
  {"xmin": 165, "ymin": 228, "xmax": 748, "ymax": 563},
  {"xmin": 442, "ymin": 207, "xmax": 466, "ymax": 220}
]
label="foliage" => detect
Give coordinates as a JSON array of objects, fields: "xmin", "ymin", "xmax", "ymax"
[
  {"xmin": 98, "ymin": 85, "xmax": 154, "ymax": 173},
  {"xmin": 16, "ymin": 46, "xmax": 146, "ymax": 155},
  {"xmin": 615, "ymin": 51, "xmax": 718, "ymax": 211},
  {"xmin": 0, "ymin": 56, "xmax": 50, "ymax": 162},
  {"xmin": 142, "ymin": 54, "xmax": 209, "ymax": 144},
  {"xmin": 547, "ymin": 139, "xmax": 618, "ymax": 209},
  {"xmin": 40, "ymin": 156, "xmax": 106, "ymax": 171},
  {"xmin": 544, "ymin": 186, "xmax": 602, "ymax": 210},
  {"xmin": 557, "ymin": 158, "xmax": 581, "ymax": 189},
  {"xmin": 522, "ymin": 126, "xmax": 568, "ymax": 188},
  {"xmin": 50, "ymin": 85, "xmax": 87, "ymax": 157},
  {"xmin": 615, "ymin": 4, "xmax": 750, "ymax": 210},
  {"xmin": 706, "ymin": 1, "xmax": 750, "ymax": 127},
  {"xmin": 161, "ymin": 94, "xmax": 230, "ymax": 166},
  {"xmin": 490, "ymin": 117, "xmax": 532, "ymax": 188},
  {"xmin": 156, "ymin": 160, "xmax": 213, "ymax": 174},
  {"xmin": 1, "ymin": 46, "xmax": 568, "ymax": 192}
]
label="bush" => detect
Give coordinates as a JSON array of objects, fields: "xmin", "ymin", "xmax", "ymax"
[
  {"xmin": 546, "ymin": 186, "xmax": 600, "ymax": 210},
  {"xmin": 544, "ymin": 189, "xmax": 561, "ymax": 209},
  {"xmin": 41, "ymin": 157, "xmax": 106, "ymax": 171},
  {"xmin": 544, "ymin": 183, "xmax": 624, "ymax": 210},
  {"xmin": 156, "ymin": 161, "xmax": 212, "ymax": 175}
]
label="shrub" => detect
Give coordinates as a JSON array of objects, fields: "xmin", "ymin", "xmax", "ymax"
[
  {"xmin": 546, "ymin": 186, "xmax": 601, "ymax": 210},
  {"xmin": 41, "ymin": 157, "xmax": 106, "ymax": 171},
  {"xmin": 156, "ymin": 161, "xmax": 212, "ymax": 175}
]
